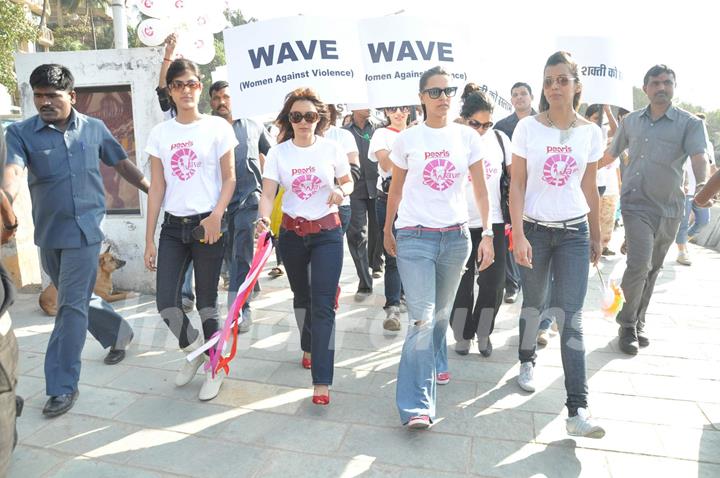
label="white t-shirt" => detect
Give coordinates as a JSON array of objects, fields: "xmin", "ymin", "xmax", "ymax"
[
  {"xmin": 390, "ymin": 122, "xmax": 485, "ymax": 228},
  {"xmin": 466, "ymin": 129, "xmax": 512, "ymax": 227},
  {"xmin": 602, "ymin": 158, "xmax": 620, "ymax": 196},
  {"xmin": 595, "ymin": 124, "xmax": 611, "ymax": 187},
  {"xmin": 369, "ymin": 127, "xmax": 402, "ymax": 190},
  {"xmin": 264, "ymin": 136, "xmax": 350, "ymax": 220},
  {"xmin": 145, "ymin": 115, "xmax": 238, "ymax": 216},
  {"xmin": 512, "ymin": 116, "xmax": 603, "ymax": 221},
  {"xmin": 324, "ymin": 125, "xmax": 358, "ymax": 206}
]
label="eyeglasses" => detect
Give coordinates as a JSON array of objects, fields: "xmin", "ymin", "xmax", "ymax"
[
  {"xmin": 543, "ymin": 76, "xmax": 574, "ymax": 88},
  {"xmin": 467, "ymin": 119, "xmax": 494, "ymax": 130},
  {"xmin": 386, "ymin": 106, "xmax": 410, "ymax": 113},
  {"xmin": 288, "ymin": 111, "xmax": 320, "ymax": 124},
  {"xmin": 169, "ymin": 80, "xmax": 202, "ymax": 90},
  {"xmin": 422, "ymin": 87, "xmax": 458, "ymax": 99}
]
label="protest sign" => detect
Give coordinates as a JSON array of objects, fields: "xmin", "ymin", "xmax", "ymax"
[{"xmin": 223, "ymin": 16, "xmax": 367, "ymax": 118}]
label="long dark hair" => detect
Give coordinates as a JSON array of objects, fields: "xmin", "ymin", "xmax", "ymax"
[
  {"xmin": 275, "ymin": 87, "xmax": 329, "ymax": 143},
  {"xmin": 538, "ymin": 51, "xmax": 582, "ymax": 113}
]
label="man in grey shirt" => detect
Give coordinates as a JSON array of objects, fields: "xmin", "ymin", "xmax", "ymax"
[{"xmin": 601, "ymin": 65, "xmax": 708, "ymax": 355}]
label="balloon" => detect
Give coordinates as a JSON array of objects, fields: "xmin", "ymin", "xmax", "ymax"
[
  {"xmin": 176, "ymin": 32, "xmax": 216, "ymax": 65},
  {"xmin": 137, "ymin": 0, "xmax": 172, "ymax": 19},
  {"xmin": 137, "ymin": 18, "xmax": 171, "ymax": 47}
]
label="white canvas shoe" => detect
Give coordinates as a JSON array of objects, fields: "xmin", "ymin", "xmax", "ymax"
[
  {"xmin": 198, "ymin": 370, "xmax": 224, "ymax": 401},
  {"xmin": 175, "ymin": 335, "xmax": 207, "ymax": 387},
  {"xmin": 566, "ymin": 408, "xmax": 605, "ymax": 438},
  {"xmin": 518, "ymin": 362, "xmax": 536, "ymax": 392}
]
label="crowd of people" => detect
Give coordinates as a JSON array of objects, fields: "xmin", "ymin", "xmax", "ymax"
[{"xmin": 1, "ymin": 44, "xmax": 719, "ymax": 472}]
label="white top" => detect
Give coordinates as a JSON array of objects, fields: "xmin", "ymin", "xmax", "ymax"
[
  {"xmin": 369, "ymin": 127, "xmax": 402, "ymax": 191},
  {"xmin": 512, "ymin": 116, "xmax": 603, "ymax": 221},
  {"xmin": 145, "ymin": 115, "xmax": 238, "ymax": 216},
  {"xmin": 390, "ymin": 122, "xmax": 485, "ymax": 228},
  {"xmin": 264, "ymin": 136, "xmax": 351, "ymax": 220},
  {"xmin": 601, "ymin": 157, "xmax": 620, "ymax": 196},
  {"xmin": 324, "ymin": 125, "xmax": 358, "ymax": 206},
  {"xmin": 466, "ymin": 129, "xmax": 512, "ymax": 227},
  {"xmin": 595, "ymin": 124, "xmax": 611, "ymax": 187}
]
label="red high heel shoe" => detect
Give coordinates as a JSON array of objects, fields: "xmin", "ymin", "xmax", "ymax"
[
  {"xmin": 312, "ymin": 391, "xmax": 330, "ymax": 405},
  {"xmin": 301, "ymin": 354, "xmax": 311, "ymax": 369}
]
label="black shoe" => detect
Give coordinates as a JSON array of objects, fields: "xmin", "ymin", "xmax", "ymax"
[
  {"xmin": 618, "ymin": 327, "xmax": 639, "ymax": 355},
  {"xmin": 504, "ymin": 290, "xmax": 518, "ymax": 304},
  {"xmin": 104, "ymin": 349, "xmax": 126, "ymax": 365},
  {"xmin": 637, "ymin": 326, "xmax": 649, "ymax": 347},
  {"xmin": 42, "ymin": 390, "xmax": 79, "ymax": 418},
  {"xmin": 601, "ymin": 247, "xmax": 616, "ymax": 256},
  {"xmin": 372, "ymin": 269, "xmax": 383, "ymax": 279},
  {"xmin": 479, "ymin": 337, "xmax": 493, "ymax": 357}
]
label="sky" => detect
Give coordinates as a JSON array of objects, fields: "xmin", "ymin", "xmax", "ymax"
[{"xmin": 227, "ymin": 0, "xmax": 719, "ymax": 111}]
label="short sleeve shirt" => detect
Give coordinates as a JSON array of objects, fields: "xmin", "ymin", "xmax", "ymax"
[
  {"xmin": 512, "ymin": 117, "xmax": 603, "ymax": 222},
  {"xmin": 145, "ymin": 115, "xmax": 238, "ymax": 217},
  {"xmin": 390, "ymin": 122, "xmax": 485, "ymax": 228},
  {"xmin": 263, "ymin": 136, "xmax": 350, "ymax": 220},
  {"xmin": 609, "ymin": 105, "xmax": 707, "ymax": 218},
  {"xmin": 5, "ymin": 110, "xmax": 126, "ymax": 249},
  {"xmin": 229, "ymin": 118, "xmax": 272, "ymax": 211}
]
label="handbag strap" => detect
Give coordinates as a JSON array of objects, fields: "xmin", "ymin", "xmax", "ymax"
[{"xmin": 494, "ymin": 130, "xmax": 508, "ymax": 176}]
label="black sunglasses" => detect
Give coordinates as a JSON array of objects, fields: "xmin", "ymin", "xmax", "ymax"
[
  {"xmin": 422, "ymin": 87, "xmax": 458, "ymax": 99},
  {"xmin": 467, "ymin": 119, "xmax": 494, "ymax": 130},
  {"xmin": 169, "ymin": 79, "xmax": 202, "ymax": 90},
  {"xmin": 288, "ymin": 111, "xmax": 320, "ymax": 124},
  {"xmin": 386, "ymin": 106, "xmax": 410, "ymax": 113}
]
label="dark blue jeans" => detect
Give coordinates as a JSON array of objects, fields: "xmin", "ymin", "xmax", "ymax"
[
  {"xmin": 156, "ymin": 214, "xmax": 225, "ymax": 349},
  {"xmin": 226, "ymin": 205, "xmax": 257, "ymax": 310},
  {"xmin": 375, "ymin": 196, "xmax": 401, "ymax": 308},
  {"xmin": 339, "ymin": 204, "xmax": 351, "ymax": 234},
  {"xmin": 517, "ymin": 220, "xmax": 590, "ymax": 414},
  {"xmin": 280, "ymin": 226, "xmax": 344, "ymax": 385}
]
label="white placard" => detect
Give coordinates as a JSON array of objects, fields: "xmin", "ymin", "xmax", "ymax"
[
  {"xmin": 223, "ymin": 16, "xmax": 367, "ymax": 118},
  {"xmin": 556, "ymin": 36, "xmax": 633, "ymax": 111},
  {"xmin": 358, "ymin": 16, "xmax": 470, "ymax": 109}
]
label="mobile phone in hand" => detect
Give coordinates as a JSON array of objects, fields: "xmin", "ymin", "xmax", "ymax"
[{"xmin": 191, "ymin": 225, "xmax": 205, "ymax": 241}]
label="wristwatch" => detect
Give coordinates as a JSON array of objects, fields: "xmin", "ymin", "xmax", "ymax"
[{"xmin": 481, "ymin": 229, "xmax": 494, "ymax": 238}]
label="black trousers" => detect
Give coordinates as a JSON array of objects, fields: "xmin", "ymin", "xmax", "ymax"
[
  {"xmin": 450, "ymin": 223, "xmax": 507, "ymax": 341},
  {"xmin": 347, "ymin": 196, "xmax": 383, "ymax": 291}
]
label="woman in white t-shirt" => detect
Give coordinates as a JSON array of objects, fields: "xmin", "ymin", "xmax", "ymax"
[
  {"xmin": 144, "ymin": 59, "xmax": 238, "ymax": 401},
  {"xmin": 384, "ymin": 67, "xmax": 494, "ymax": 429},
  {"xmin": 256, "ymin": 88, "xmax": 353, "ymax": 406},
  {"xmin": 368, "ymin": 105, "xmax": 410, "ymax": 332},
  {"xmin": 323, "ymin": 105, "xmax": 359, "ymax": 233},
  {"xmin": 510, "ymin": 51, "xmax": 604, "ymax": 438},
  {"xmin": 449, "ymin": 85, "xmax": 512, "ymax": 358}
]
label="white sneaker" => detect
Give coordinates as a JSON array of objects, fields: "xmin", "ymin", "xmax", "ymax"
[
  {"xmin": 566, "ymin": 408, "xmax": 605, "ymax": 438},
  {"xmin": 198, "ymin": 370, "xmax": 224, "ymax": 401},
  {"xmin": 537, "ymin": 329, "xmax": 550, "ymax": 346},
  {"xmin": 175, "ymin": 336, "xmax": 206, "ymax": 387},
  {"xmin": 518, "ymin": 362, "xmax": 536, "ymax": 392},
  {"xmin": 238, "ymin": 308, "xmax": 253, "ymax": 334},
  {"xmin": 676, "ymin": 251, "xmax": 692, "ymax": 266}
]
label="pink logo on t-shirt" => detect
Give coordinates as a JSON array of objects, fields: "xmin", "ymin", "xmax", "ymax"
[
  {"xmin": 292, "ymin": 174, "xmax": 322, "ymax": 200},
  {"xmin": 484, "ymin": 161, "xmax": 499, "ymax": 180},
  {"xmin": 542, "ymin": 154, "xmax": 578, "ymax": 187},
  {"xmin": 170, "ymin": 148, "xmax": 200, "ymax": 181},
  {"xmin": 423, "ymin": 158, "xmax": 459, "ymax": 191}
]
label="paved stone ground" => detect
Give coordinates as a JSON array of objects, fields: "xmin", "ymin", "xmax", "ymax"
[{"xmin": 7, "ymin": 233, "xmax": 720, "ymax": 478}]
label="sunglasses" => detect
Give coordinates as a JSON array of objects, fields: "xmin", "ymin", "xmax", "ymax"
[
  {"xmin": 169, "ymin": 79, "xmax": 202, "ymax": 90},
  {"xmin": 543, "ymin": 76, "xmax": 575, "ymax": 88},
  {"xmin": 386, "ymin": 106, "xmax": 410, "ymax": 113},
  {"xmin": 422, "ymin": 87, "xmax": 458, "ymax": 99},
  {"xmin": 467, "ymin": 119, "xmax": 494, "ymax": 130},
  {"xmin": 288, "ymin": 111, "xmax": 320, "ymax": 124}
]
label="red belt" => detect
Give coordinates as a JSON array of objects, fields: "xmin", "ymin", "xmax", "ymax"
[{"xmin": 281, "ymin": 213, "xmax": 341, "ymax": 237}]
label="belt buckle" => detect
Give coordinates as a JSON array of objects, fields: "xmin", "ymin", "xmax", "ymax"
[{"xmin": 182, "ymin": 217, "xmax": 190, "ymax": 224}]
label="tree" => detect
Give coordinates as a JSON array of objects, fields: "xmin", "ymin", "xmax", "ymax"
[{"xmin": 0, "ymin": 0, "xmax": 39, "ymax": 98}]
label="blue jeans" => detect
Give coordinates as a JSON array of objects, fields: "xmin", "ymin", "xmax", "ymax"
[
  {"xmin": 375, "ymin": 197, "xmax": 401, "ymax": 308},
  {"xmin": 676, "ymin": 195, "xmax": 710, "ymax": 244},
  {"xmin": 517, "ymin": 220, "xmax": 590, "ymax": 415},
  {"xmin": 156, "ymin": 213, "xmax": 225, "ymax": 349},
  {"xmin": 181, "ymin": 264, "xmax": 194, "ymax": 302},
  {"xmin": 339, "ymin": 204, "xmax": 351, "ymax": 234},
  {"xmin": 395, "ymin": 225, "xmax": 471, "ymax": 424},
  {"xmin": 280, "ymin": 226, "xmax": 344, "ymax": 385},
  {"xmin": 226, "ymin": 206, "xmax": 257, "ymax": 310}
]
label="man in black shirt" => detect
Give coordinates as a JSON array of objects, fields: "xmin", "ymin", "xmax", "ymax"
[{"xmin": 344, "ymin": 109, "xmax": 383, "ymax": 299}]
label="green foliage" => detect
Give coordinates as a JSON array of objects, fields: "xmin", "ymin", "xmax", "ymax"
[
  {"xmin": 0, "ymin": 0, "xmax": 39, "ymax": 96},
  {"xmin": 632, "ymin": 86, "xmax": 649, "ymax": 110}
]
